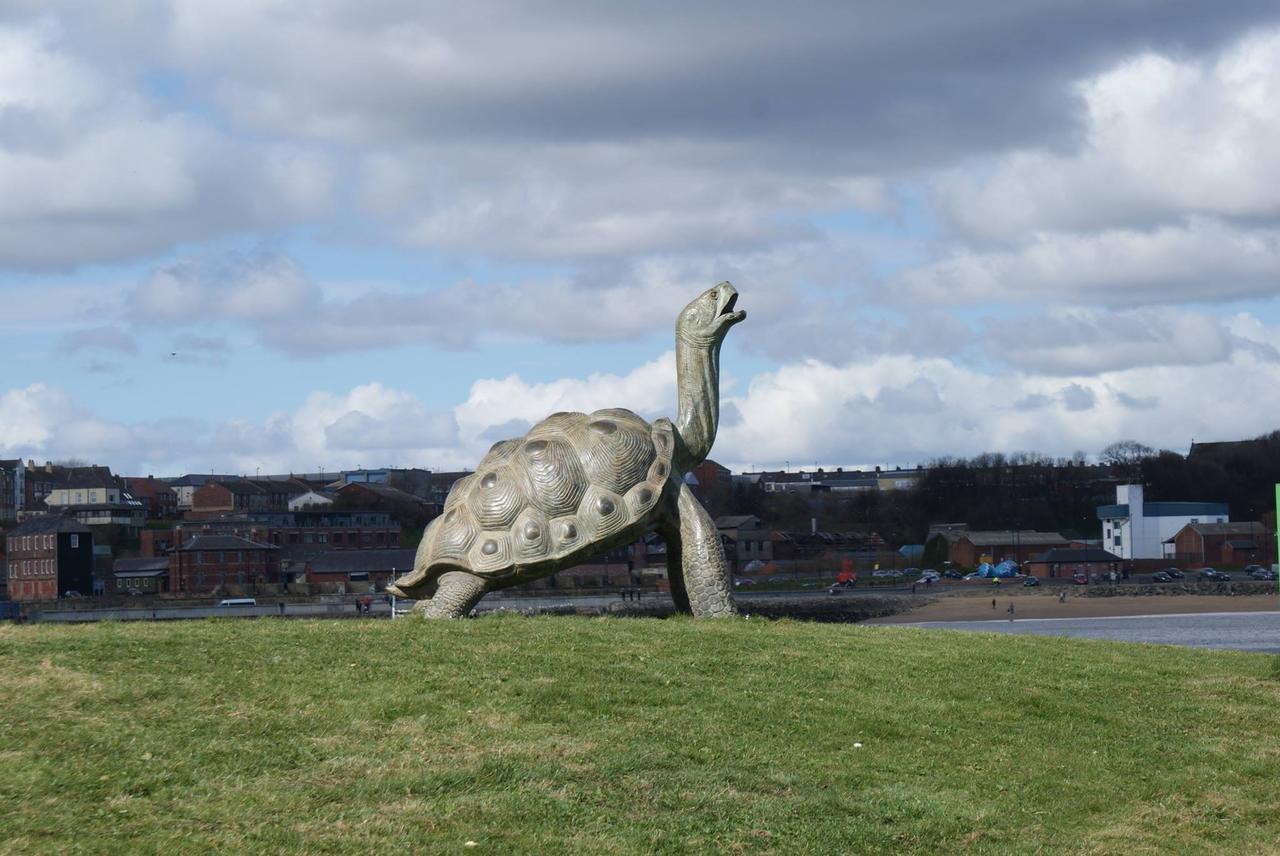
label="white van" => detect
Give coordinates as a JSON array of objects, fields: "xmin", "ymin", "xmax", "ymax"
[{"xmin": 218, "ymin": 598, "xmax": 257, "ymax": 607}]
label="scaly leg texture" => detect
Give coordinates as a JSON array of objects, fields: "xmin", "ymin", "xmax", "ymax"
[
  {"xmin": 675, "ymin": 481, "xmax": 737, "ymax": 617},
  {"xmin": 418, "ymin": 571, "xmax": 489, "ymax": 619}
]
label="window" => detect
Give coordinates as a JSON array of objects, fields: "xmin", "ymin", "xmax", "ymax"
[
  {"xmin": 1113, "ymin": 534, "xmax": 1122, "ymax": 546},
  {"xmin": 69, "ymin": 534, "xmax": 79, "ymax": 548}
]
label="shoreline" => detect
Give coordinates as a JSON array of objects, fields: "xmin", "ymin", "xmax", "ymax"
[{"xmin": 864, "ymin": 591, "xmax": 1280, "ymax": 624}]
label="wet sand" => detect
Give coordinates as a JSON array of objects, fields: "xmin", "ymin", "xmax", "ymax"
[{"xmin": 865, "ymin": 590, "xmax": 1280, "ymax": 624}]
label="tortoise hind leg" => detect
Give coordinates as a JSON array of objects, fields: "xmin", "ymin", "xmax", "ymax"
[
  {"xmin": 416, "ymin": 571, "xmax": 489, "ymax": 619},
  {"xmin": 671, "ymin": 481, "xmax": 737, "ymax": 618}
]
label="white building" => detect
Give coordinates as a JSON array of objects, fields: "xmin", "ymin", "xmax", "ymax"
[{"xmin": 1097, "ymin": 484, "xmax": 1228, "ymax": 560}]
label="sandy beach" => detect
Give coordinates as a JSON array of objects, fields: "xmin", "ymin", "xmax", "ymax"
[{"xmin": 865, "ymin": 590, "xmax": 1280, "ymax": 624}]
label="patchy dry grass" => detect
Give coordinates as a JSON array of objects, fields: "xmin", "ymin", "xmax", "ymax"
[{"xmin": 1, "ymin": 615, "xmax": 1278, "ymax": 853}]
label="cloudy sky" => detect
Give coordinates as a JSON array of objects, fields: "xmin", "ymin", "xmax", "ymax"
[{"xmin": 3, "ymin": 1, "xmax": 1280, "ymax": 477}]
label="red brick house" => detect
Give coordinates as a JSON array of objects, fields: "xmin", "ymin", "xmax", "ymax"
[
  {"xmin": 4, "ymin": 515, "xmax": 94, "ymax": 602},
  {"xmin": 1166, "ymin": 522, "xmax": 1269, "ymax": 566},
  {"xmin": 170, "ymin": 533, "xmax": 281, "ymax": 594}
]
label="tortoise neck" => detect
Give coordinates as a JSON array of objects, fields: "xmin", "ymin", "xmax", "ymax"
[{"xmin": 674, "ymin": 329, "xmax": 722, "ymax": 472}]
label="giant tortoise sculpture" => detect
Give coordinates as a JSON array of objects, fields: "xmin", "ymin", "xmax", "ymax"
[{"xmin": 388, "ymin": 282, "xmax": 746, "ymax": 618}]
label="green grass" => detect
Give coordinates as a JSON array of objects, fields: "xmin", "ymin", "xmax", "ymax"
[{"xmin": 2, "ymin": 617, "xmax": 1278, "ymax": 854}]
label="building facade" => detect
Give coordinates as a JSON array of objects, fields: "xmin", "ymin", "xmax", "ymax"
[
  {"xmin": 1167, "ymin": 522, "xmax": 1269, "ymax": 566},
  {"xmin": 1096, "ymin": 484, "xmax": 1228, "ymax": 560},
  {"xmin": 4, "ymin": 515, "xmax": 94, "ymax": 601},
  {"xmin": 169, "ymin": 533, "xmax": 281, "ymax": 594}
]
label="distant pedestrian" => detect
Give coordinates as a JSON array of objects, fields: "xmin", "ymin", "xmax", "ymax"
[
  {"xmin": 911, "ymin": 583, "xmax": 917, "ymax": 594},
  {"xmin": 354, "ymin": 601, "xmax": 361, "ymax": 615},
  {"xmin": 278, "ymin": 601, "xmax": 285, "ymax": 616},
  {"xmin": 1059, "ymin": 589, "xmax": 1067, "ymax": 603},
  {"xmin": 992, "ymin": 597, "xmax": 997, "ymax": 609},
  {"xmin": 1007, "ymin": 602, "xmax": 1015, "ymax": 621}
]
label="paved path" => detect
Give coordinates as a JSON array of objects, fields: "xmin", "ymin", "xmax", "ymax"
[{"xmin": 900, "ymin": 611, "xmax": 1280, "ymax": 654}]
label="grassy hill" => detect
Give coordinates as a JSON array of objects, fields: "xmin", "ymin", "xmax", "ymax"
[{"xmin": 2, "ymin": 615, "xmax": 1277, "ymax": 854}]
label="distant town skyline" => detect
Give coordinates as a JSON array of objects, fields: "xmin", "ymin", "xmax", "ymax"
[{"xmin": 3, "ymin": 3, "xmax": 1280, "ymax": 475}]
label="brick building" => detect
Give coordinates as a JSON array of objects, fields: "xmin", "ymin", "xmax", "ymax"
[
  {"xmin": 1166, "ymin": 522, "xmax": 1270, "ymax": 566},
  {"xmin": 114, "ymin": 558, "xmax": 169, "ymax": 594},
  {"xmin": 307, "ymin": 548, "xmax": 415, "ymax": 590},
  {"xmin": 170, "ymin": 533, "xmax": 281, "ymax": 594},
  {"xmin": 1024, "ymin": 547, "xmax": 1123, "ymax": 579},
  {"xmin": 4, "ymin": 515, "xmax": 94, "ymax": 602},
  {"xmin": 124, "ymin": 477, "xmax": 178, "ymax": 520},
  {"xmin": 22, "ymin": 461, "xmax": 63, "ymax": 517},
  {"xmin": 190, "ymin": 478, "xmax": 301, "ymax": 515},
  {"xmin": 945, "ymin": 530, "xmax": 1073, "ymax": 567}
]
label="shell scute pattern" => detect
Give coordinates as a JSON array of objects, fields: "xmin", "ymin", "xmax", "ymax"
[
  {"xmin": 516, "ymin": 436, "xmax": 587, "ymax": 517},
  {"xmin": 512, "ymin": 507, "xmax": 552, "ymax": 563},
  {"xmin": 467, "ymin": 463, "xmax": 527, "ymax": 530},
  {"xmin": 407, "ymin": 409, "xmax": 675, "ymax": 589}
]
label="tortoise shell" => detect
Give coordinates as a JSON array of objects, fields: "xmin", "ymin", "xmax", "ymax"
[{"xmin": 393, "ymin": 408, "xmax": 674, "ymax": 597}]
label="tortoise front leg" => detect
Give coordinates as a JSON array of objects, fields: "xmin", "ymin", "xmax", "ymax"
[
  {"xmin": 416, "ymin": 571, "xmax": 489, "ymax": 619},
  {"xmin": 673, "ymin": 481, "xmax": 737, "ymax": 618},
  {"xmin": 659, "ymin": 519, "xmax": 692, "ymax": 614}
]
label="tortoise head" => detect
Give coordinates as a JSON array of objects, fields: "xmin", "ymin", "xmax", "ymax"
[{"xmin": 676, "ymin": 281, "xmax": 746, "ymax": 345}]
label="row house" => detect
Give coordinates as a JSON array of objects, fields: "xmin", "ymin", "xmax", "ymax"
[
  {"xmin": 169, "ymin": 533, "xmax": 281, "ymax": 594},
  {"xmin": 751, "ymin": 465, "xmax": 923, "ymax": 494},
  {"xmin": 141, "ymin": 510, "xmax": 402, "ymax": 559},
  {"xmin": 43, "ymin": 467, "xmax": 146, "ymax": 535},
  {"xmin": 124, "ymin": 477, "xmax": 178, "ymax": 520},
  {"xmin": 190, "ymin": 478, "xmax": 303, "ymax": 515},
  {"xmin": 4, "ymin": 515, "xmax": 93, "ymax": 602},
  {"xmin": 167, "ymin": 474, "xmax": 237, "ymax": 511}
]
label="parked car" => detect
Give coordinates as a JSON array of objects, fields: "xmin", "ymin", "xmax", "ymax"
[
  {"xmin": 942, "ymin": 570, "xmax": 963, "ymax": 579},
  {"xmin": 1160, "ymin": 567, "xmax": 1184, "ymax": 579},
  {"xmin": 1071, "ymin": 573, "xmax": 1088, "ymax": 585},
  {"xmin": 1152, "ymin": 571, "xmax": 1173, "ymax": 583},
  {"xmin": 1022, "ymin": 576, "xmax": 1040, "ymax": 587},
  {"xmin": 218, "ymin": 598, "xmax": 258, "ymax": 607},
  {"xmin": 733, "ymin": 577, "xmax": 756, "ymax": 587},
  {"xmin": 1197, "ymin": 568, "xmax": 1231, "ymax": 582},
  {"xmin": 1247, "ymin": 567, "xmax": 1278, "ymax": 580}
]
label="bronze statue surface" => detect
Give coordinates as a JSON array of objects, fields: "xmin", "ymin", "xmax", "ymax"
[{"xmin": 389, "ymin": 282, "xmax": 745, "ymax": 618}]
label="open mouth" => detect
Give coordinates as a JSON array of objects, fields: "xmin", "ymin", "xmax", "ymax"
[{"xmin": 717, "ymin": 289, "xmax": 746, "ymax": 325}]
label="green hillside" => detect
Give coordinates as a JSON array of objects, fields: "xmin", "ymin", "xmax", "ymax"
[{"xmin": 2, "ymin": 616, "xmax": 1277, "ymax": 854}]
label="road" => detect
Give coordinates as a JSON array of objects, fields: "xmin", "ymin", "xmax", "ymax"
[{"xmin": 900, "ymin": 611, "xmax": 1280, "ymax": 654}]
